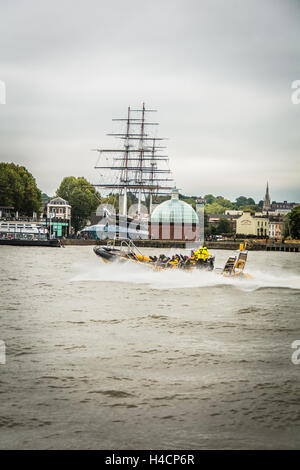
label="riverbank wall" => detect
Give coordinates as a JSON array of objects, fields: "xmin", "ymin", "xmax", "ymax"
[{"xmin": 61, "ymin": 238, "xmax": 300, "ymax": 252}]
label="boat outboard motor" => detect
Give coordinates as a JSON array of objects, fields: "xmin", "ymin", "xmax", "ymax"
[{"xmin": 208, "ymin": 258, "xmax": 214, "ymax": 271}]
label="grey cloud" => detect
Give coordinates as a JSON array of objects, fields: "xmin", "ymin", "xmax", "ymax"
[{"xmin": 0, "ymin": 0, "xmax": 299, "ymax": 202}]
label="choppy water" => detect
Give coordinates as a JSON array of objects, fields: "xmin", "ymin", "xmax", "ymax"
[{"xmin": 0, "ymin": 245, "xmax": 300, "ymax": 449}]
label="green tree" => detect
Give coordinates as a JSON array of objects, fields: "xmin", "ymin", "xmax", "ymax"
[
  {"xmin": 204, "ymin": 202, "xmax": 226, "ymax": 214},
  {"xmin": 205, "ymin": 224, "xmax": 217, "ymax": 236},
  {"xmin": 0, "ymin": 162, "xmax": 42, "ymax": 215},
  {"xmin": 235, "ymin": 196, "xmax": 259, "ymax": 212},
  {"xmin": 239, "ymin": 205, "xmax": 256, "ymax": 215},
  {"xmin": 101, "ymin": 193, "xmax": 119, "ymax": 210},
  {"xmin": 215, "ymin": 196, "xmax": 234, "ymax": 209},
  {"xmin": 41, "ymin": 192, "xmax": 50, "ymax": 204},
  {"xmin": 247, "ymin": 197, "xmax": 255, "ymax": 206},
  {"xmin": 56, "ymin": 176, "xmax": 100, "ymax": 232},
  {"xmin": 235, "ymin": 196, "xmax": 248, "ymax": 208},
  {"xmin": 204, "ymin": 194, "xmax": 215, "ymax": 204},
  {"xmin": 285, "ymin": 206, "xmax": 300, "ymax": 239},
  {"xmin": 216, "ymin": 217, "xmax": 232, "ymax": 234},
  {"xmin": 181, "ymin": 196, "xmax": 196, "ymax": 210}
]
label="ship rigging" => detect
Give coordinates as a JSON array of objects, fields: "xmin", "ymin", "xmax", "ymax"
[{"xmin": 93, "ymin": 103, "xmax": 174, "ymax": 218}]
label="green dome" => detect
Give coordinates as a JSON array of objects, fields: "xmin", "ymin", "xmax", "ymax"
[{"xmin": 151, "ymin": 190, "xmax": 199, "ymax": 224}]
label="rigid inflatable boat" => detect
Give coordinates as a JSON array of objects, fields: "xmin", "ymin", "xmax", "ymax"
[{"xmin": 93, "ymin": 240, "xmax": 251, "ymax": 278}]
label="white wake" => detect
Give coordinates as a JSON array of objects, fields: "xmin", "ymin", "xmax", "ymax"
[{"xmin": 71, "ymin": 257, "xmax": 300, "ymax": 291}]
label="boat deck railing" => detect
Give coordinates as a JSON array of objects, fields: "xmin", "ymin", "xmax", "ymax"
[
  {"xmin": 120, "ymin": 239, "xmax": 144, "ymax": 258},
  {"xmin": 107, "ymin": 237, "xmax": 144, "ymax": 261}
]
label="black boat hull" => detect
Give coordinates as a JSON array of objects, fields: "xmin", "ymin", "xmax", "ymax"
[
  {"xmin": 0, "ymin": 239, "xmax": 61, "ymax": 247},
  {"xmin": 93, "ymin": 245, "xmax": 126, "ymax": 262}
]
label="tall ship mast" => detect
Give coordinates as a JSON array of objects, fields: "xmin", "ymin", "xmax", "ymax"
[{"xmin": 93, "ymin": 103, "xmax": 174, "ymax": 218}]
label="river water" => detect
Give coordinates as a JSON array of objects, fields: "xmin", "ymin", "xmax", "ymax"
[{"xmin": 0, "ymin": 245, "xmax": 300, "ymax": 449}]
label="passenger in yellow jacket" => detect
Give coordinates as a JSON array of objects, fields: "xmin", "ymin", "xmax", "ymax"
[
  {"xmin": 192, "ymin": 247, "xmax": 211, "ymax": 262},
  {"xmin": 201, "ymin": 247, "xmax": 211, "ymax": 261}
]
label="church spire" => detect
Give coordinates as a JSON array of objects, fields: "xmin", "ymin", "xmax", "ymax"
[{"xmin": 263, "ymin": 181, "xmax": 271, "ymax": 211}]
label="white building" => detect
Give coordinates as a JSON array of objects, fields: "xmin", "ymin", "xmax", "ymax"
[
  {"xmin": 225, "ymin": 210, "xmax": 243, "ymax": 216},
  {"xmin": 236, "ymin": 212, "xmax": 269, "ymax": 237},
  {"xmin": 268, "ymin": 218, "xmax": 285, "ymax": 239},
  {"xmin": 46, "ymin": 197, "xmax": 71, "ymax": 236}
]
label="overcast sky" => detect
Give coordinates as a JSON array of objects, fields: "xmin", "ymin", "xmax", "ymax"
[{"xmin": 1, "ymin": 0, "xmax": 300, "ymax": 203}]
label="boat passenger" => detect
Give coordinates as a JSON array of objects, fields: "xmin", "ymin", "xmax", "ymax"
[
  {"xmin": 168, "ymin": 256, "xmax": 179, "ymax": 266},
  {"xmin": 192, "ymin": 247, "xmax": 211, "ymax": 261},
  {"xmin": 200, "ymin": 247, "xmax": 211, "ymax": 261}
]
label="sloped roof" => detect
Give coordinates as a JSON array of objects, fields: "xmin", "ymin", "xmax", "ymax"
[{"xmin": 48, "ymin": 197, "xmax": 69, "ymax": 205}]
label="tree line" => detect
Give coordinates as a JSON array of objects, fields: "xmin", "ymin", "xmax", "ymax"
[
  {"xmin": 1, "ymin": 162, "xmax": 300, "ymax": 238},
  {"xmin": 0, "ymin": 164, "xmax": 100, "ymax": 232},
  {"xmin": 0, "ymin": 163, "xmax": 42, "ymax": 215}
]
